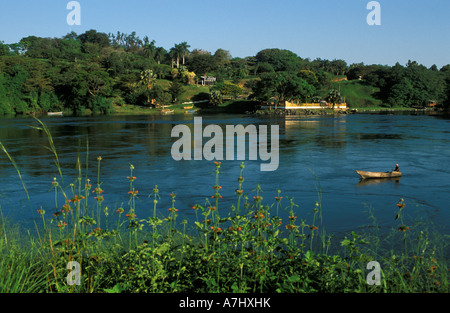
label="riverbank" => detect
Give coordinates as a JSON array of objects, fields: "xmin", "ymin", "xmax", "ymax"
[
  {"xmin": 112, "ymin": 102, "xmax": 446, "ymax": 117},
  {"xmin": 2, "ymin": 101, "xmax": 447, "ymax": 118},
  {"xmin": 254, "ymin": 108, "xmax": 341, "ymax": 116},
  {"xmin": 111, "ymin": 100, "xmax": 260, "ymax": 116},
  {"xmin": 352, "ymin": 107, "xmax": 440, "ymax": 113},
  {"xmin": 252, "ymin": 106, "xmax": 447, "ymax": 117}
]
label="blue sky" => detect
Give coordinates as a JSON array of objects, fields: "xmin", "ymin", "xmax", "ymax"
[{"xmin": 1, "ymin": 0, "xmax": 449, "ymax": 67}]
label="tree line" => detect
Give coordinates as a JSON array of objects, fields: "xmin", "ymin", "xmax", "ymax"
[{"xmin": 0, "ymin": 29, "xmax": 449, "ymax": 115}]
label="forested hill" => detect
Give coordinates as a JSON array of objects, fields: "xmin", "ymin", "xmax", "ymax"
[{"xmin": 0, "ymin": 29, "xmax": 449, "ymax": 115}]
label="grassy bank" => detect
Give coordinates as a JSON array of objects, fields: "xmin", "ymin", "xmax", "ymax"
[
  {"xmin": 330, "ymin": 80, "xmax": 383, "ymax": 108},
  {"xmin": 111, "ymin": 100, "xmax": 259, "ymax": 116},
  {"xmin": 351, "ymin": 106, "xmax": 435, "ymax": 113},
  {"xmin": 0, "ymin": 119, "xmax": 448, "ymax": 293},
  {"xmin": 254, "ymin": 108, "xmax": 341, "ymax": 116}
]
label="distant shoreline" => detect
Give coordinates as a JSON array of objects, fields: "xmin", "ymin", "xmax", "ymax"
[
  {"xmin": 0, "ymin": 103, "xmax": 447, "ymax": 119},
  {"xmin": 252, "ymin": 107, "xmax": 445, "ymax": 116}
]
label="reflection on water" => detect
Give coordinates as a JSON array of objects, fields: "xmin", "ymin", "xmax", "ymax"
[
  {"xmin": 0, "ymin": 113, "xmax": 449, "ymax": 234},
  {"xmin": 356, "ymin": 177, "xmax": 402, "ymax": 187},
  {"xmin": 353, "ymin": 133, "xmax": 404, "ymax": 140}
]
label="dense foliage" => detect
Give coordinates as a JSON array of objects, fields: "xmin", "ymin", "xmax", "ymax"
[{"xmin": 1, "ymin": 30, "xmax": 449, "ymax": 115}]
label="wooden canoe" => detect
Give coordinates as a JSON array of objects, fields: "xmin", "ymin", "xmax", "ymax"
[
  {"xmin": 160, "ymin": 109, "xmax": 174, "ymax": 115},
  {"xmin": 48, "ymin": 112, "xmax": 63, "ymax": 116},
  {"xmin": 355, "ymin": 170, "xmax": 402, "ymax": 179}
]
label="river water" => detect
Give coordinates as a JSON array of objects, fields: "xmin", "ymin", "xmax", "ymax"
[{"xmin": 0, "ymin": 112, "xmax": 449, "ymax": 235}]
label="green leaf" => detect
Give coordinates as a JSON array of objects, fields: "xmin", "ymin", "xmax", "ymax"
[
  {"xmin": 287, "ymin": 274, "xmax": 301, "ymax": 283},
  {"xmin": 103, "ymin": 283, "xmax": 124, "ymax": 293}
]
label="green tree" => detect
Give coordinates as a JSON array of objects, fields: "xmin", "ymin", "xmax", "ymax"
[
  {"xmin": 86, "ymin": 68, "xmax": 113, "ymax": 98},
  {"xmin": 252, "ymin": 72, "xmax": 315, "ymax": 103},
  {"xmin": 209, "ymin": 90, "xmax": 223, "ymax": 106},
  {"xmin": 0, "ymin": 56, "xmax": 61, "ymax": 113},
  {"xmin": 330, "ymin": 59, "xmax": 348, "ymax": 76},
  {"xmin": 90, "ymin": 95, "xmax": 113, "ymax": 114},
  {"xmin": 347, "ymin": 63, "xmax": 380, "ymax": 80},
  {"xmin": 147, "ymin": 84, "xmax": 172, "ymax": 107},
  {"xmin": 212, "ymin": 82, "xmax": 243, "ymax": 100},
  {"xmin": 256, "ymin": 62, "xmax": 275, "ymax": 74},
  {"xmin": 0, "ymin": 41, "xmax": 10, "ymax": 56},
  {"xmin": 103, "ymin": 51, "xmax": 126, "ymax": 77},
  {"xmin": 143, "ymin": 38, "xmax": 156, "ymax": 59},
  {"xmin": 213, "ymin": 49, "xmax": 232, "ymax": 70},
  {"xmin": 0, "ymin": 56, "xmax": 30, "ymax": 113},
  {"xmin": 19, "ymin": 36, "xmax": 60, "ymax": 59},
  {"xmin": 169, "ymin": 46, "xmax": 178, "ymax": 69},
  {"xmin": 377, "ymin": 61, "xmax": 446, "ymax": 107},
  {"xmin": 59, "ymin": 35, "xmax": 83, "ymax": 62},
  {"xmin": 157, "ymin": 91, "xmax": 172, "ymax": 106},
  {"xmin": 78, "ymin": 29, "xmax": 110, "ymax": 48},
  {"xmin": 255, "ymin": 48, "xmax": 301, "ymax": 72},
  {"xmin": 170, "ymin": 42, "xmax": 189, "ymax": 69},
  {"xmin": 230, "ymin": 57, "xmax": 249, "ymax": 83},
  {"xmin": 168, "ymin": 81, "xmax": 185, "ymax": 103},
  {"xmin": 441, "ymin": 65, "xmax": 450, "ymax": 108},
  {"xmin": 154, "ymin": 47, "xmax": 167, "ymax": 65},
  {"xmin": 186, "ymin": 51, "xmax": 216, "ymax": 76},
  {"xmin": 22, "ymin": 59, "xmax": 54, "ymax": 111},
  {"xmin": 326, "ymin": 89, "xmax": 341, "ymax": 108},
  {"xmin": 51, "ymin": 62, "xmax": 112, "ymax": 114},
  {"xmin": 140, "ymin": 69, "xmax": 157, "ymax": 104},
  {"xmin": 297, "ymin": 70, "xmax": 319, "ymax": 88},
  {"xmin": 153, "ymin": 63, "xmax": 171, "ymax": 79},
  {"xmin": 178, "ymin": 42, "xmax": 191, "ymax": 66},
  {"xmin": 149, "ymin": 84, "xmax": 164, "ymax": 103}
]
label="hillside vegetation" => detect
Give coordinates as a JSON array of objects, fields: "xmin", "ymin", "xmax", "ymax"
[
  {"xmin": 330, "ymin": 80, "xmax": 383, "ymax": 108},
  {"xmin": 1, "ymin": 30, "xmax": 449, "ymax": 115}
]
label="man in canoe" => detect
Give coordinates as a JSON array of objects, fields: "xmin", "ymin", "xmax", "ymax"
[{"xmin": 394, "ymin": 164, "xmax": 400, "ymax": 172}]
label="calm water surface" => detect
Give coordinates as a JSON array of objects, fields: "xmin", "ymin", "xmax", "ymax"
[{"xmin": 0, "ymin": 113, "xmax": 449, "ymax": 235}]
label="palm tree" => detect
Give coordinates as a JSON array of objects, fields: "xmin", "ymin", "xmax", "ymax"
[
  {"xmin": 154, "ymin": 47, "xmax": 167, "ymax": 64},
  {"xmin": 170, "ymin": 42, "xmax": 190, "ymax": 68},
  {"xmin": 325, "ymin": 89, "xmax": 341, "ymax": 109},
  {"xmin": 143, "ymin": 39, "xmax": 156, "ymax": 59},
  {"xmin": 209, "ymin": 90, "xmax": 223, "ymax": 107},
  {"xmin": 140, "ymin": 69, "xmax": 157, "ymax": 104},
  {"xmin": 169, "ymin": 46, "xmax": 179, "ymax": 69},
  {"xmin": 178, "ymin": 41, "xmax": 191, "ymax": 65}
]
